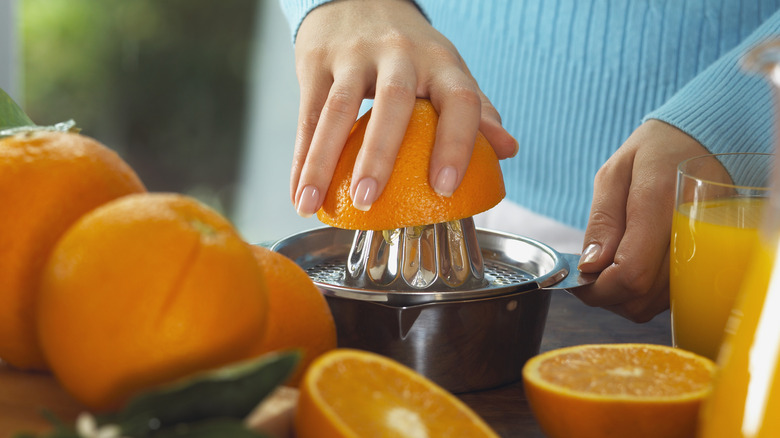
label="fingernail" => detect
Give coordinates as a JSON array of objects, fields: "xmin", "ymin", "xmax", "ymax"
[
  {"xmin": 352, "ymin": 177, "xmax": 378, "ymax": 211},
  {"xmin": 578, "ymin": 243, "xmax": 601, "ymax": 269},
  {"xmin": 296, "ymin": 185, "xmax": 320, "ymax": 218},
  {"xmin": 433, "ymin": 166, "xmax": 458, "ymax": 197}
]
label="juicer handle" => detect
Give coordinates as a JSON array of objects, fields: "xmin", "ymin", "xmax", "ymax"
[{"xmin": 544, "ymin": 253, "xmax": 599, "ymax": 292}]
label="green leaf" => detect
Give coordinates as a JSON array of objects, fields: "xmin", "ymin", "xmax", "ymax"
[
  {"xmin": 11, "ymin": 424, "xmax": 80, "ymax": 438},
  {"xmin": 11, "ymin": 430, "xmax": 81, "ymax": 438},
  {"xmin": 0, "ymin": 87, "xmax": 35, "ymax": 131},
  {"xmin": 109, "ymin": 350, "xmax": 300, "ymax": 437},
  {"xmin": 146, "ymin": 418, "xmax": 270, "ymax": 438},
  {"xmin": 0, "ymin": 87, "xmax": 80, "ymax": 138}
]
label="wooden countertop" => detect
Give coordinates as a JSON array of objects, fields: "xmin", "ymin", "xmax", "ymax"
[
  {"xmin": 0, "ymin": 291, "xmax": 671, "ymax": 438},
  {"xmin": 0, "ymin": 365, "xmax": 84, "ymax": 437},
  {"xmin": 460, "ymin": 291, "xmax": 672, "ymax": 437}
]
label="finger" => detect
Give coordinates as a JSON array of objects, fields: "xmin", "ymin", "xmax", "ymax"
[
  {"xmin": 427, "ymin": 73, "xmax": 482, "ymax": 197},
  {"xmin": 349, "ymin": 58, "xmax": 417, "ymax": 211},
  {"xmin": 574, "ymin": 247, "xmax": 670, "ymax": 317},
  {"xmin": 585, "ymin": 149, "xmax": 677, "ymax": 313},
  {"xmin": 600, "ymin": 251, "xmax": 671, "ymax": 323},
  {"xmin": 477, "ymin": 92, "xmax": 518, "ymax": 159},
  {"xmin": 578, "ymin": 149, "xmax": 633, "ymax": 273},
  {"xmin": 290, "ymin": 22, "xmax": 336, "ymax": 204},
  {"xmin": 574, "ymin": 154, "xmax": 676, "ymax": 313},
  {"xmin": 290, "ymin": 74, "xmax": 332, "ymax": 204},
  {"xmin": 294, "ymin": 68, "xmax": 370, "ymax": 217}
]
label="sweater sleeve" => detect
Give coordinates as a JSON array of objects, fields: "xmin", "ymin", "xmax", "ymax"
[{"xmin": 643, "ymin": 10, "xmax": 780, "ymax": 155}]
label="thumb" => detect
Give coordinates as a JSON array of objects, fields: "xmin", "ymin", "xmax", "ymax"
[{"xmin": 578, "ymin": 152, "xmax": 633, "ymax": 273}]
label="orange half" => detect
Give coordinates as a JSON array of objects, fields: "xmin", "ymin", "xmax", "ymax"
[
  {"xmin": 317, "ymin": 99, "xmax": 505, "ymax": 230},
  {"xmin": 295, "ymin": 348, "xmax": 498, "ymax": 438},
  {"xmin": 522, "ymin": 343, "xmax": 716, "ymax": 438}
]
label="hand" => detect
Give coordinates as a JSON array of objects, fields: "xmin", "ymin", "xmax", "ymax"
[
  {"xmin": 575, "ymin": 119, "xmax": 710, "ymax": 322},
  {"xmin": 290, "ymin": 0, "xmax": 517, "ymax": 217}
]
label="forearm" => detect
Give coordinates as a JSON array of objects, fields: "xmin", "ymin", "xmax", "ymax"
[{"xmin": 644, "ymin": 10, "xmax": 780, "ymax": 155}]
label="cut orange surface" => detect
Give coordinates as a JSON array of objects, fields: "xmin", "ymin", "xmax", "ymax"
[
  {"xmin": 36, "ymin": 193, "xmax": 269, "ymax": 411},
  {"xmin": 249, "ymin": 245, "xmax": 337, "ymax": 386},
  {"xmin": 522, "ymin": 343, "xmax": 716, "ymax": 438},
  {"xmin": 295, "ymin": 348, "xmax": 498, "ymax": 438},
  {"xmin": 317, "ymin": 98, "xmax": 505, "ymax": 230},
  {"xmin": 0, "ymin": 131, "xmax": 146, "ymax": 370}
]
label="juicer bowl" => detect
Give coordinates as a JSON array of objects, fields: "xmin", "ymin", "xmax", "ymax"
[{"xmin": 271, "ymin": 226, "xmax": 593, "ymax": 393}]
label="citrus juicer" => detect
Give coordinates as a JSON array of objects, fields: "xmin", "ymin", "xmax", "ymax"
[
  {"xmin": 271, "ymin": 217, "xmax": 596, "ymax": 393},
  {"xmin": 344, "ymin": 217, "xmax": 485, "ymax": 292}
]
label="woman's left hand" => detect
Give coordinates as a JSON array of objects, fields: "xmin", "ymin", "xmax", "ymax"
[{"xmin": 575, "ymin": 119, "xmax": 710, "ymax": 322}]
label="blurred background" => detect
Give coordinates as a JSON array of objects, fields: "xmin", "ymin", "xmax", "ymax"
[{"xmin": 1, "ymin": 0, "xmax": 318, "ymax": 244}]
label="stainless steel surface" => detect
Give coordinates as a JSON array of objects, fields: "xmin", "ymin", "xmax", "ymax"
[
  {"xmin": 271, "ymin": 226, "xmax": 596, "ymax": 393},
  {"xmin": 325, "ymin": 287, "xmax": 551, "ymax": 393},
  {"xmin": 272, "ymin": 226, "xmax": 593, "ymax": 306},
  {"xmin": 346, "ymin": 218, "xmax": 486, "ymax": 291}
]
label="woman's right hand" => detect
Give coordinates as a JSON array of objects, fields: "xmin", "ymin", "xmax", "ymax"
[{"xmin": 290, "ymin": 0, "xmax": 517, "ymax": 217}]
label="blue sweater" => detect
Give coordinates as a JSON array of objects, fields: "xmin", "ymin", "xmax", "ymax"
[{"xmin": 281, "ymin": 0, "xmax": 780, "ymax": 230}]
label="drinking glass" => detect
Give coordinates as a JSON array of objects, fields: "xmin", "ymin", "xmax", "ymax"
[
  {"xmin": 670, "ymin": 152, "xmax": 772, "ymax": 361},
  {"xmin": 699, "ymin": 40, "xmax": 780, "ymax": 437}
]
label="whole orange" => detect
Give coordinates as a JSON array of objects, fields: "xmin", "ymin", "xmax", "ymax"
[
  {"xmin": 0, "ymin": 130, "xmax": 146, "ymax": 370},
  {"xmin": 317, "ymin": 98, "xmax": 506, "ymax": 230},
  {"xmin": 249, "ymin": 245, "xmax": 336, "ymax": 386},
  {"xmin": 36, "ymin": 193, "xmax": 269, "ymax": 411}
]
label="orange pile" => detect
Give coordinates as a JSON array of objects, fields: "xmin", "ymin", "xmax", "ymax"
[
  {"xmin": 522, "ymin": 343, "xmax": 716, "ymax": 438},
  {"xmin": 249, "ymin": 245, "xmax": 337, "ymax": 386},
  {"xmin": 0, "ymin": 127, "xmax": 337, "ymax": 412},
  {"xmin": 0, "ymin": 131, "xmax": 146, "ymax": 370},
  {"xmin": 36, "ymin": 193, "xmax": 270, "ymax": 410},
  {"xmin": 317, "ymin": 98, "xmax": 505, "ymax": 230},
  {"xmin": 295, "ymin": 348, "xmax": 498, "ymax": 438}
]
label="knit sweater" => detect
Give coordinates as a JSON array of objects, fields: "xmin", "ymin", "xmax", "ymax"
[{"xmin": 280, "ymin": 0, "xmax": 780, "ymax": 230}]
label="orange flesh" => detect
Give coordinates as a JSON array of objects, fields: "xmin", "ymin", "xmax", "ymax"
[
  {"xmin": 313, "ymin": 355, "xmax": 494, "ymax": 437},
  {"xmin": 536, "ymin": 346, "xmax": 713, "ymax": 397}
]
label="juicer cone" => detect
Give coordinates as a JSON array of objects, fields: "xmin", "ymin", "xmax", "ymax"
[{"xmin": 345, "ymin": 217, "xmax": 486, "ymax": 291}]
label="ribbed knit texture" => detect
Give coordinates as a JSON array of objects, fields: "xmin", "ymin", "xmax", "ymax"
[
  {"xmin": 644, "ymin": 7, "xmax": 780, "ymax": 155},
  {"xmin": 280, "ymin": 0, "xmax": 780, "ymax": 230}
]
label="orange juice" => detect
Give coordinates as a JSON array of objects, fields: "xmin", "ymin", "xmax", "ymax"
[
  {"xmin": 699, "ymin": 235, "xmax": 780, "ymax": 437},
  {"xmin": 670, "ymin": 197, "xmax": 765, "ymax": 361}
]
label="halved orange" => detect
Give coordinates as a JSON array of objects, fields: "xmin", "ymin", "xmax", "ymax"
[
  {"xmin": 295, "ymin": 348, "xmax": 498, "ymax": 438},
  {"xmin": 522, "ymin": 343, "xmax": 716, "ymax": 438},
  {"xmin": 317, "ymin": 98, "xmax": 505, "ymax": 230}
]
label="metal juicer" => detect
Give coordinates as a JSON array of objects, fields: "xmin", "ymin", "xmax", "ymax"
[{"xmin": 272, "ymin": 217, "xmax": 594, "ymax": 393}]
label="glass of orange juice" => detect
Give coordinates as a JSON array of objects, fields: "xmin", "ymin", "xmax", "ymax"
[
  {"xmin": 699, "ymin": 227, "xmax": 780, "ymax": 436},
  {"xmin": 670, "ymin": 152, "xmax": 772, "ymax": 361},
  {"xmin": 698, "ymin": 39, "xmax": 780, "ymax": 437}
]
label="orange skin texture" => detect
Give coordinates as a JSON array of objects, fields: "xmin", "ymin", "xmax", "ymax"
[
  {"xmin": 295, "ymin": 349, "xmax": 498, "ymax": 438},
  {"xmin": 522, "ymin": 344, "xmax": 716, "ymax": 438},
  {"xmin": 249, "ymin": 245, "xmax": 337, "ymax": 386},
  {"xmin": 525, "ymin": 389, "xmax": 703, "ymax": 438},
  {"xmin": 36, "ymin": 193, "xmax": 269, "ymax": 411},
  {"xmin": 317, "ymin": 99, "xmax": 506, "ymax": 230},
  {"xmin": 0, "ymin": 131, "xmax": 146, "ymax": 370}
]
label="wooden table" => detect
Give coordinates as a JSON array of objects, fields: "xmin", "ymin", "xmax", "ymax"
[
  {"xmin": 460, "ymin": 291, "xmax": 672, "ymax": 437},
  {"xmin": 0, "ymin": 291, "xmax": 671, "ymax": 438}
]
